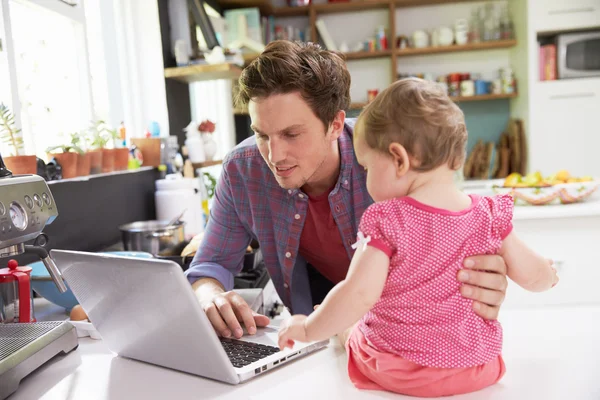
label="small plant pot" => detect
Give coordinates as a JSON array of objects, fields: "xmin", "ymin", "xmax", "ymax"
[
  {"xmin": 48, "ymin": 152, "xmax": 79, "ymax": 179},
  {"xmin": 87, "ymin": 150, "xmax": 103, "ymax": 174},
  {"xmin": 76, "ymin": 152, "xmax": 91, "ymax": 177},
  {"xmin": 3, "ymin": 155, "xmax": 37, "ymax": 175},
  {"xmin": 101, "ymin": 148, "xmax": 115, "ymax": 173},
  {"xmin": 113, "ymin": 148, "xmax": 129, "ymax": 171}
]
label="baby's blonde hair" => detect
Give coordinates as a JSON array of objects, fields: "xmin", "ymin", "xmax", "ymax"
[{"xmin": 354, "ymin": 78, "xmax": 467, "ymax": 171}]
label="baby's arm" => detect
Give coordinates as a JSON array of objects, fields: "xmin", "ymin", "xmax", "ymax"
[
  {"xmin": 498, "ymin": 231, "xmax": 558, "ymax": 292},
  {"xmin": 304, "ymin": 245, "xmax": 390, "ymax": 342}
]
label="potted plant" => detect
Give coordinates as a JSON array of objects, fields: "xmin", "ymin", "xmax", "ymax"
[
  {"xmin": 71, "ymin": 132, "xmax": 91, "ymax": 177},
  {"xmin": 83, "ymin": 123, "xmax": 104, "ymax": 174},
  {"xmin": 107, "ymin": 125, "xmax": 129, "ymax": 171},
  {"xmin": 0, "ymin": 103, "xmax": 37, "ymax": 174},
  {"xmin": 92, "ymin": 120, "xmax": 116, "ymax": 173},
  {"xmin": 46, "ymin": 134, "xmax": 85, "ymax": 179}
]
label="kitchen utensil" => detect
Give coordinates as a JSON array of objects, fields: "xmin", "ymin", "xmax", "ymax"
[
  {"xmin": 454, "ymin": 18, "xmax": 469, "ymax": 45},
  {"xmin": 119, "ymin": 220, "xmax": 186, "ymax": 255},
  {"xmin": 412, "ymin": 30, "xmax": 429, "ymax": 48},
  {"xmin": 164, "ymin": 209, "xmax": 186, "ymax": 229},
  {"xmin": 438, "ymin": 26, "xmax": 454, "ymax": 46},
  {"xmin": 0, "ymin": 260, "xmax": 34, "ymax": 323}
]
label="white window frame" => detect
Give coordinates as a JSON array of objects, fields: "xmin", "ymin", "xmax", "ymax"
[
  {"xmin": 1, "ymin": 0, "xmax": 94, "ymax": 156},
  {"xmin": 2, "ymin": 0, "xmax": 171, "ymax": 158}
]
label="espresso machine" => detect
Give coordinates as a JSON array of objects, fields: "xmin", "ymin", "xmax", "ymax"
[{"xmin": 0, "ymin": 156, "xmax": 78, "ymax": 399}]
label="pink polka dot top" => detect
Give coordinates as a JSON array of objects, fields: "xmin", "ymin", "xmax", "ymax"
[{"xmin": 357, "ymin": 194, "xmax": 513, "ymax": 369}]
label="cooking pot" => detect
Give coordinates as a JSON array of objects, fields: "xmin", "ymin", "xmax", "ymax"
[{"xmin": 119, "ymin": 220, "xmax": 185, "ymax": 256}]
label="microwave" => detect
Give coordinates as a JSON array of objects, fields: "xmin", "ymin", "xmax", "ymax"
[{"xmin": 557, "ymin": 31, "xmax": 600, "ymax": 79}]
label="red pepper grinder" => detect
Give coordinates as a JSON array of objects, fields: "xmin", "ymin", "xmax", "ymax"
[{"xmin": 0, "ymin": 259, "xmax": 35, "ymax": 323}]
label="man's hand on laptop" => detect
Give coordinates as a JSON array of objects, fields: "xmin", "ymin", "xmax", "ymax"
[{"xmin": 193, "ymin": 278, "xmax": 270, "ymax": 339}]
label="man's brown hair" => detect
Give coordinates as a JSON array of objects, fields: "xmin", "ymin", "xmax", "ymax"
[
  {"xmin": 236, "ymin": 40, "xmax": 351, "ymax": 129},
  {"xmin": 354, "ymin": 78, "xmax": 467, "ymax": 171}
]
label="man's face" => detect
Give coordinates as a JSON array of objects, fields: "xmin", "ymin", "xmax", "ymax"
[{"xmin": 249, "ymin": 92, "xmax": 338, "ymax": 190}]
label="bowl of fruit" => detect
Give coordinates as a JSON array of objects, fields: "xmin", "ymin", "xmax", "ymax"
[{"xmin": 491, "ymin": 170, "xmax": 598, "ymax": 206}]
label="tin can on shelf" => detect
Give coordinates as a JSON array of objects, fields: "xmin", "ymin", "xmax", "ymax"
[
  {"xmin": 447, "ymin": 73, "xmax": 461, "ymax": 97},
  {"xmin": 367, "ymin": 89, "xmax": 379, "ymax": 102},
  {"xmin": 475, "ymin": 80, "xmax": 489, "ymax": 95},
  {"xmin": 491, "ymin": 79, "xmax": 503, "ymax": 94},
  {"xmin": 460, "ymin": 80, "xmax": 475, "ymax": 96}
]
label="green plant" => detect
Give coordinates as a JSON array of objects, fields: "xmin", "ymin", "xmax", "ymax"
[
  {"xmin": 203, "ymin": 172, "xmax": 217, "ymax": 199},
  {"xmin": 86, "ymin": 120, "xmax": 116, "ymax": 149},
  {"xmin": 0, "ymin": 103, "xmax": 24, "ymax": 156},
  {"xmin": 46, "ymin": 132, "xmax": 85, "ymax": 155}
]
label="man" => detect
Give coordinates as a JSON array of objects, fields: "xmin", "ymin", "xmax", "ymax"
[{"xmin": 185, "ymin": 41, "xmax": 508, "ymax": 340}]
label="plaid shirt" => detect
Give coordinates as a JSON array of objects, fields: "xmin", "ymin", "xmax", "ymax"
[{"xmin": 185, "ymin": 119, "xmax": 373, "ymax": 315}]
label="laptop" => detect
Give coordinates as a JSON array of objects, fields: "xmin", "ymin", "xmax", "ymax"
[{"xmin": 51, "ymin": 249, "xmax": 328, "ymax": 384}]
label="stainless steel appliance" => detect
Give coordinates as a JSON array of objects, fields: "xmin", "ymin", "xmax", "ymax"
[
  {"xmin": 557, "ymin": 30, "xmax": 600, "ymax": 79},
  {"xmin": 119, "ymin": 220, "xmax": 185, "ymax": 256},
  {"xmin": 0, "ymin": 156, "xmax": 78, "ymax": 400}
]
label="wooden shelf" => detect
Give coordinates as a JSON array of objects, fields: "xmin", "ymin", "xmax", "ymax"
[
  {"xmin": 272, "ymin": 5, "xmax": 309, "ymax": 16},
  {"xmin": 395, "ymin": 0, "xmax": 482, "ymax": 7},
  {"xmin": 217, "ymin": 0, "xmax": 308, "ymax": 16},
  {"xmin": 164, "ymin": 64, "xmax": 242, "ymax": 83},
  {"xmin": 349, "ymin": 102, "xmax": 369, "ymax": 109},
  {"xmin": 450, "ymin": 93, "xmax": 518, "ymax": 102},
  {"xmin": 344, "ymin": 50, "xmax": 393, "ymax": 60},
  {"xmin": 314, "ymin": 0, "xmax": 391, "ymax": 14},
  {"xmin": 395, "ymin": 39, "xmax": 517, "ymax": 57},
  {"xmin": 242, "ymin": 52, "xmax": 260, "ymax": 65},
  {"xmin": 350, "ymin": 93, "xmax": 517, "ymax": 108},
  {"xmin": 192, "ymin": 160, "xmax": 223, "ymax": 169},
  {"xmin": 218, "ymin": 0, "xmax": 482, "ymax": 14}
]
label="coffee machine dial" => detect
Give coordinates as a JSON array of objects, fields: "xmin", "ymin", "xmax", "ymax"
[{"xmin": 9, "ymin": 202, "xmax": 27, "ymax": 231}]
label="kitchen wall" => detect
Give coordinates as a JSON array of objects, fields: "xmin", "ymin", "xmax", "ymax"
[
  {"xmin": 7, "ymin": 168, "xmax": 160, "ymax": 268},
  {"xmin": 271, "ymin": 0, "xmax": 515, "ymax": 156}
]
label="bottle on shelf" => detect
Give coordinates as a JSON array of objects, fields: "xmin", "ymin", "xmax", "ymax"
[
  {"xmin": 499, "ymin": 4, "xmax": 514, "ymax": 40},
  {"xmin": 483, "ymin": 3, "xmax": 495, "ymax": 42},
  {"xmin": 468, "ymin": 7, "xmax": 481, "ymax": 43}
]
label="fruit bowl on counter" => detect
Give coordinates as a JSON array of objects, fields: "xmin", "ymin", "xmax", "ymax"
[{"xmin": 491, "ymin": 170, "xmax": 599, "ymax": 206}]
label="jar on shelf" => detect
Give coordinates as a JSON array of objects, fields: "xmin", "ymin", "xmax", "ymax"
[
  {"xmin": 468, "ymin": 7, "xmax": 482, "ymax": 43},
  {"xmin": 447, "ymin": 73, "xmax": 461, "ymax": 97},
  {"xmin": 500, "ymin": 67, "xmax": 516, "ymax": 94}
]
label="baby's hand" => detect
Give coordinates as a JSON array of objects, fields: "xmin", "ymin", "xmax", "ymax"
[
  {"xmin": 277, "ymin": 315, "xmax": 308, "ymax": 350},
  {"xmin": 550, "ymin": 262, "xmax": 559, "ymax": 288}
]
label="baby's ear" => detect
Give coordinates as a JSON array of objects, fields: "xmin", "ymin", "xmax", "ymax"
[{"xmin": 388, "ymin": 143, "xmax": 410, "ymax": 177}]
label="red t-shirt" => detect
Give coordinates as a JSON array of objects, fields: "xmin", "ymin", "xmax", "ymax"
[{"xmin": 298, "ymin": 188, "xmax": 351, "ymax": 284}]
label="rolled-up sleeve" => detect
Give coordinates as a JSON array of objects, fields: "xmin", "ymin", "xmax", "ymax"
[{"xmin": 184, "ymin": 163, "xmax": 252, "ymax": 291}]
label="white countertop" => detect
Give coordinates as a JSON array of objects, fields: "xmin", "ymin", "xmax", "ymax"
[
  {"xmin": 10, "ymin": 299, "xmax": 600, "ymax": 400},
  {"xmin": 461, "ymin": 179, "xmax": 600, "ymax": 221},
  {"xmin": 512, "ymin": 201, "xmax": 600, "ymax": 221}
]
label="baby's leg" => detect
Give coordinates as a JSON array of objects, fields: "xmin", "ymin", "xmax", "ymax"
[{"xmin": 337, "ymin": 323, "xmax": 357, "ymax": 349}]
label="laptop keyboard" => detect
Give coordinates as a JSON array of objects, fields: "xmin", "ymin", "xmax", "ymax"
[{"xmin": 219, "ymin": 338, "xmax": 280, "ymax": 368}]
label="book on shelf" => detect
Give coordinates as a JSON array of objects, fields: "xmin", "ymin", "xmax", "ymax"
[
  {"xmin": 261, "ymin": 15, "xmax": 308, "ymax": 43},
  {"xmin": 224, "ymin": 8, "xmax": 264, "ymax": 47},
  {"xmin": 316, "ymin": 19, "xmax": 337, "ymax": 51},
  {"xmin": 539, "ymin": 43, "xmax": 557, "ymax": 81}
]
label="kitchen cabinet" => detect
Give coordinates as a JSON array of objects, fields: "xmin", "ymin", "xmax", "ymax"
[
  {"xmin": 531, "ymin": 0, "xmax": 600, "ymax": 32},
  {"xmin": 528, "ymin": 77, "xmax": 600, "ymax": 178},
  {"xmin": 503, "ymin": 203, "xmax": 600, "ymax": 308}
]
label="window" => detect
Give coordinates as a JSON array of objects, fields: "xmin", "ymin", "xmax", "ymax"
[
  {"xmin": 0, "ymin": 0, "xmax": 96, "ymax": 159},
  {"xmin": 1, "ymin": 0, "xmax": 190, "ymax": 164},
  {"xmin": 8, "ymin": 0, "xmax": 93, "ymax": 158}
]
